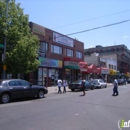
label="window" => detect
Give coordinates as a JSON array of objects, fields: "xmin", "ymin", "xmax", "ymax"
[
  {"xmin": 20, "ymin": 80, "xmax": 30, "ymax": 86},
  {"xmin": 66, "ymin": 49, "xmax": 73, "ymax": 57},
  {"xmin": 9, "ymin": 81, "xmax": 20, "ymax": 86},
  {"xmin": 51, "ymin": 45, "xmax": 62, "ymax": 54},
  {"xmin": 39, "ymin": 42, "xmax": 48, "ymax": 52},
  {"xmin": 76, "ymin": 51, "xmax": 82, "ymax": 59}
]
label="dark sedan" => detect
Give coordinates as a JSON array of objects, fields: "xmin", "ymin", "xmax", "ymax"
[
  {"xmin": 0, "ymin": 79, "xmax": 48, "ymax": 103},
  {"xmin": 117, "ymin": 79, "xmax": 126, "ymax": 85},
  {"xmin": 127, "ymin": 78, "xmax": 130, "ymax": 83},
  {"xmin": 68, "ymin": 80, "xmax": 95, "ymax": 91}
]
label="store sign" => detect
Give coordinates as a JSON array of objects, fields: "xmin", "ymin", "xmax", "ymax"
[
  {"xmin": 32, "ymin": 23, "xmax": 45, "ymax": 36},
  {"xmin": 101, "ymin": 69, "xmax": 110, "ymax": 74},
  {"xmin": 39, "ymin": 57, "xmax": 62, "ymax": 68},
  {"xmin": 64, "ymin": 61, "xmax": 78, "ymax": 66},
  {"xmin": 53, "ymin": 32, "xmax": 74, "ymax": 47}
]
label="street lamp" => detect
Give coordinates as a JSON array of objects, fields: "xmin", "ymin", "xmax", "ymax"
[{"xmin": 3, "ymin": 0, "xmax": 10, "ymax": 79}]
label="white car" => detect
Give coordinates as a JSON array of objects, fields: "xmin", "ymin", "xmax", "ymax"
[{"xmin": 91, "ymin": 79, "xmax": 107, "ymax": 88}]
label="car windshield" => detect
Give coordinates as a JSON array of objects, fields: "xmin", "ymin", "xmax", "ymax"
[{"xmin": 72, "ymin": 80, "xmax": 82, "ymax": 84}]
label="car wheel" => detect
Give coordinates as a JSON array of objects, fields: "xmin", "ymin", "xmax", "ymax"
[
  {"xmin": 37, "ymin": 90, "xmax": 44, "ymax": 98},
  {"xmin": 71, "ymin": 89, "xmax": 75, "ymax": 92},
  {"xmin": 1, "ymin": 93, "xmax": 10, "ymax": 103}
]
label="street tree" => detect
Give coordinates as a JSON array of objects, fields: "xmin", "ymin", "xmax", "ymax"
[{"xmin": 0, "ymin": 0, "xmax": 40, "ymax": 77}]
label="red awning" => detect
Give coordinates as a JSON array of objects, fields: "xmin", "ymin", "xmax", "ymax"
[
  {"xmin": 97, "ymin": 68, "xmax": 101, "ymax": 74},
  {"xmin": 87, "ymin": 64, "xmax": 97, "ymax": 74},
  {"xmin": 78, "ymin": 62, "xmax": 88, "ymax": 71}
]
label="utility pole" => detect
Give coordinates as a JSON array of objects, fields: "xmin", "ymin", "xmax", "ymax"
[{"xmin": 3, "ymin": 0, "xmax": 10, "ymax": 79}]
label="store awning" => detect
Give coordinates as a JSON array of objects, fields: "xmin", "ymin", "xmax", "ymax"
[
  {"xmin": 87, "ymin": 64, "xmax": 97, "ymax": 74},
  {"xmin": 109, "ymin": 69, "xmax": 117, "ymax": 75},
  {"xmin": 78, "ymin": 62, "xmax": 88, "ymax": 72}
]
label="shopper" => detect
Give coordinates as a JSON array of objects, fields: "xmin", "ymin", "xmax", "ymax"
[
  {"xmin": 63, "ymin": 79, "xmax": 67, "ymax": 93},
  {"xmin": 57, "ymin": 79, "xmax": 62, "ymax": 94},
  {"xmin": 112, "ymin": 79, "xmax": 119, "ymax": 96},
  {"xmin": 81, "ymin": 77, "xmax": 86, "ymax": 96}
]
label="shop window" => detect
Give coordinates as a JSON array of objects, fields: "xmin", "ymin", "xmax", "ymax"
[
  {"xmin": 39, "ymin": 42, "xmax": 48, "ymax": 52},
  {"xmin": 76, "ymin": 51, "xmax": 82, "ymax": 59},
  {"xmin": 51, "ymin": 45, "xmax": 62, "ymax": 54},
  {"xmin": 66, "ymin": 49, "xmax": 73, "ymax": 57}
]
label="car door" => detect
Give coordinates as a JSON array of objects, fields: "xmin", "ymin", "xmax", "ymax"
[
  {"xmin": 85, "ymin": 81, "xmax": 91, "ymax": 89},
  {"xmin": 19, "ymin": 80, "xmax": 31, "ymax": 97},
  {"xmin": 19, "ymin": 80, "xmax": 36, "ymax": 97},
  {"xmin": 8, "ymin": 80, "xmax": 24, "ymax": 98},
  {"xmin": 99, "ymin": 79, "xmax": 105, "ymax": 87}
]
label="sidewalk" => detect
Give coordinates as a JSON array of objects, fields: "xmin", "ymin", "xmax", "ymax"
[{"xmin": 47, "ymin": 83, "xmax": 113, "ymax": 94}]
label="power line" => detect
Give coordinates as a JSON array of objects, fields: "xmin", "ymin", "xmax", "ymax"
[
  {"xmin": 66, "ymin": 19, "xmax": 130, "ymax": 36},
  {"xmin": 53, "ymin": 9, "xmax": 130, "ymax": 29}
]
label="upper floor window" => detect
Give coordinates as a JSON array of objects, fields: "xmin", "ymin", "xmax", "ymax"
[
  {"xmin": 76, "ymin": 51, "xmax": 82, "ymax": 59},
  {"xmin": 51, "ymin": 45, "xmax": 62, "ymax": 54},
  {"xmin": 66, "ymin": 49, "xmax": 73, "ymax": 57},
  {"xmin": 39, "ymin": 42, "xmax": 48, "ymax": 52}
]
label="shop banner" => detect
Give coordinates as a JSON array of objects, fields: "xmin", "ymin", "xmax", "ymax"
[
  {"xmin": 53, "ymin": 32, "xmax": 74, "ymax": 47},
  {"xmin": 39, "ymin": 57, "xmax": 62, "ymax": 68},
  {"xmin": 101, "ymin": 69, "xmax": 110, "ymax": 74}
]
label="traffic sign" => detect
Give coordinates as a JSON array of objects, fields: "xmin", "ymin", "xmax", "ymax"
[
  {"xmin": 3, "ymin": 65, "xmax": 7, "ymax": 70},
  {"xmin": 0, "ymin": 44, "xmax": 4, "ymax": 48}
]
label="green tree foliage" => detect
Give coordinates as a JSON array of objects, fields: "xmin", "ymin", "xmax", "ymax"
[{"xmin": 0, "ymin": 0, "xmax": 40, "ymax": 76}]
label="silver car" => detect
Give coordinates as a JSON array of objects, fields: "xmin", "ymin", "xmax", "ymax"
[{"xmin": 91, "ymin": 79, "xmax": 107, "ymax": 88}]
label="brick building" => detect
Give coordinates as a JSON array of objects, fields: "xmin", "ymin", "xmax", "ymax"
[
  {"xmin": 84, "ymin": 44, "xmax": 130, "ymax": 79},
  {"xmin": 29, "ymin": 22, "xmax": 84, "ymax": 86}
]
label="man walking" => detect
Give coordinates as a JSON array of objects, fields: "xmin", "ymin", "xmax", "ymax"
[
  {"xmin": 81, "ymin": 77, "xmax": 86, "ymax": 96},
  {"xmin": 112, "ymin": 79, "xmax": 119, "ymax": 96},
  {"xmin": 57, "ymin": 79, "xmax": 62, "ymax": 94}
]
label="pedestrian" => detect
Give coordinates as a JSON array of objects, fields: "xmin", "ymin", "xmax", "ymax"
[
  {"xmin": 81, "ymin": 77, "xmax": 86, "ymax": 96},
  {"xmin": 44, "ymin": 77, "xmax": 47, "ymax": 88},
  {"xmin": 63, "ymin": 79, "xmax": 67, "ymax": 93},
  {"xmin": 112, "ymin": 79, "xmax": 119, "ymax": 96},
  {"xmin": 57, "ymin": 79, "xmax": 62, "ymax": 94}
]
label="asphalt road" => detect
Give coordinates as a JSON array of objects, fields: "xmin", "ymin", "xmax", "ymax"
[{"xmin": 0, "ymin": 84, "xmax": 130, "ymax": 130}]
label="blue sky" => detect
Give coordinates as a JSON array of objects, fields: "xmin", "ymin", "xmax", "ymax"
[{"xmin": 15, "ymin": 0, "xmax": 130, "ymax": 49}]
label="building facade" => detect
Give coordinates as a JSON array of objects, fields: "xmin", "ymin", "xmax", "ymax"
[
  {"xmin": 84, "ymin": 45, "xmax": 130, "ymax": 82},
  {"xmin": 29, "ymin": 22, "xmax": 84, "ymax": 86},
  {"xmin": 84, "ymin": 44, "xmax": 130, "ymax": 73}
]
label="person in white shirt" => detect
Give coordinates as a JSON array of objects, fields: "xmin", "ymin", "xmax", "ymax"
[
  {"xmin": 63, "ymin": 79, "xmax": 67, "ymax": 93},
  {"xmin": 57, "ymin": 79, "xmax": 62, "ymax": 94},
  {"xmin": 112, "ymin": 79, "xmax": 119, "ymax": 96}
]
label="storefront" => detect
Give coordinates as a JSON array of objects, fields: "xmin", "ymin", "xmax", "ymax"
[
  {"xmin": 64, "ymin": 57, "xmax": 82, "ymax": 83},
  {"xmin": 101, "ymin": 67, "xmax": 110, "ymax": 82},
  {"xmin": 37, "ymin": 57, "xmax": 63, "ymax": 86},
  {"xmin": 78, "ymin": 62, "xmax": 88, "ymax": 78},
  {"xmin": 86, "ymin": 64, "xmax": 100, "ymax": 80}
]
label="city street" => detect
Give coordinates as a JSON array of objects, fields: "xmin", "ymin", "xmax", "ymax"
[{"xmin": 0, "ymin": 84, "xmax": 130, "ymax": 130}]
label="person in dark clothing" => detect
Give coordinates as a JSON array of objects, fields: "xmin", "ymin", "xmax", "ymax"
[
  {"xmin": 44, "ymin": 77, "xmax": 47, "ymax": 88},
  {"xmin": 81, "ymin": 78, "xmax": 86, "ymax": 96},
  {"xmin": 112, "ymin": 79, "xmax": 119, "ymax": 96}
]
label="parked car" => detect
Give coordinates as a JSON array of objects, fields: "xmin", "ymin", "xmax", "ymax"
[
  {"xmin": 68, "ymin": 80, "xmax": 95, "ymax": 91},
  {"xmin": 91, "ymin": 79, "xmax": 107, "ymax": 88},
  {"xmin": 127, "ymin": 78, "xmax": 130, "ymax": 83},
  {"xmin": 117, "ymin": 79, "xmax": 126, "ymax": 85},
  {"xmin": 0, "ymin": 79, "xmax": 48, "ymax": 103}
]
